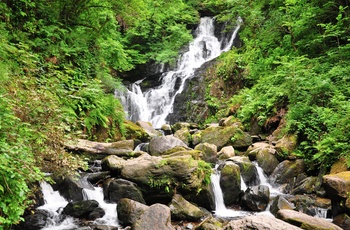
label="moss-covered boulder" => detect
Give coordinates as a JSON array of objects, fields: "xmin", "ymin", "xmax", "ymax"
[
  {"xmin": 291, "ymin": 176, "xmax": 317, "ymax": 195},
  {"xmin": 270, "ymin": 195, "xmax": 295, "ymax": 216},
  {"xmin": 270, "ymin": 160, "xmax": 305, "ymax": 185},
  {"xmin": 323, "ymin": 171, "xmax": 350, "ymax": 217},
  {"xmin": 246, "ymin": 142, "xmax": 272, "ymax": 161},
  {"xmin": 124, "ymin": 120, "xmax": 151, "ymax": 142},
  {"xmin": 275, "ymin": 134, "xmax": 298, "ymax": 158},
  {"xmin": 117, "ymin": 198, "xmax": 149, "ymax": 226},
  {"xmin": 220, "ymin": 162, "xmax": 241, "ymax": 206},
  {"xmin": 330, "ymin": 157, "xmax": 349, "ymax": 174},
  {"xmin": 195, "ymin": 126, "xmax": 252, "ymax": 150},
  {"xmin": 194, "ymin": 142, "xmax": 218, "ymax": 163},
  {"xmin": 120, "ymin": 153, "xmax": 212, "ymax": 205},
  {"xmin": 136, "ymin": 121, "xmax": 162, "ymax": 138},
  {"xmin": 256, "ymin": 147, "xmax": 280, "ymax": 176},
  {"xmin": 133, "ymin": 204, "xmax": 174, "ymax": 230},
  {"xmin": 101, "ymin": 155, "xmax": 126, "ymax": 175},
  {"xmin": 103, "ymin": 178, "xmax": 145, "ymax": 204},
  {"xmin": 174, "ymin": 128, "xmax": 192, "ymax": 146}
]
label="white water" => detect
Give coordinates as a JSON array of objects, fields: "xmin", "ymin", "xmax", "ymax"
[
  {"xmin": 82, "ymin": 187, "xmax": 119, "ymax": 227},
  {"xmin": 38, "ymin": 181, "xmax": 78, "ymax": 230},
  {"xmin": 241, "ymin": 176, "xmax": 247, "ymax": 191},
  {"xmin": 118, "ymin": 17, "xmax": 242, "ymax": 128},
  {"xmin": 210, "ymin": 166, "xmax": 250, "ymax": 217},
  {"xmin": 253, "ymin": 161, "xmax": 282, "ymax": 198}
]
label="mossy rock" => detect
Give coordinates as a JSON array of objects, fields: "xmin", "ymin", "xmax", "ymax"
[{"xmin": 124, "ymin": 120, "xmax": 150, "ymax": 142}]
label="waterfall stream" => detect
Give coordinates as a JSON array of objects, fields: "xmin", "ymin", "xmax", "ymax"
[{"xmin": 118, "ymin": 17, "xmax": 242, "ymax": 128}]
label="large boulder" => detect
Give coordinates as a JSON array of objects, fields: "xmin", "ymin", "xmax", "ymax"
[
  {"xmin": 333, "ymin": 213, "xmax": 350, "ymax": 230},
  {"xmin": 52, "ymin": 174, "xmax": 94, "ymax": 202},
  {"xmin": 275, "ymin": 135, "xmax": 298, "ymax": 157},
  {"xmin": 20, "ymin": 210, "xmax": 53, "ymax": 230},
  {"xmin": 168, "ymin": 194, "xmax": 206, "ymax": 221},
  {"xmin": 291, "ymin": 176, "xmax": 317, "ymax": 195},
  {"xmin": 246, "ymin": 142, "xmax": 272, "ymax": 161},
  {"xmin": 277, "ymin": 209, "xmax": 342, "ymax": 230},
  {"xmin": 103, "ymin": 178, "xmax": 145, "ymax": 204},
  {"xmin": 120, "ymin": 153, "xmax": 212, "ymax": 205},
  {"xmin": 270, "ymin": 160, "xmax": 305, "ymax": 185},
  {"xmin": 195, "ymin": 126, "xmax": 252, "ymax": 150},
  {"xmin": 117, "ymin": 198, "xmax": 149, "ymax": 226},
  {"xmin": 287, "ymin": 195, "xmax": 332, "ymax": 218},
  {"xmin": 256, "ymin": 147, "xmax": 280, "ymax": 176},
  {"xmin": 241, "ymin": 185, "xmax": 270, "ymax": 211},
  {"xmin": 323, "ymin": 171, "xmax": 350, "ymax": 217},
  {"xmin": 148, "ymin": 136, "xmax": 188, "ymax": 156},
  {"xmin": 223, "ymin": 215, "xmax": 302, "ymax": 230},
  {"xmin": 194, "ymin": 142, "xmax": 218, "ymax": 163},
  {"xmin": 133, "ymin": 204, "xmax": 174, "ymax": 230},
  {"xmin": 220, "ymin": 162, "xmax": 241, "ymax": 206},
  {"xmin": 63, "ymin": 200, "xmax": 99, "ymax": 218}
]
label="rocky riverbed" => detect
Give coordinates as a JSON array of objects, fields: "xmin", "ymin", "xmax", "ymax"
[{"xmin": 15, "ymin": 118, "xmax": 350, "ymax": 230}]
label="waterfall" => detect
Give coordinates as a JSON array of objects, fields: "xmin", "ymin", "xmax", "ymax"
[
  {"xmin": 241, "ymin": 176, "xmax": 247, "ymax": 191},
  {"xmin": 82, "ymin": 187, "xmax": 119, "ymax": 227},
  {"xmin": 117, "ymin": 17, "xmax": 242, "ymax": 128},
  {"xmin": 210, "ymin": 165, "xmax": 248, "ymax": 217},
  {"xmin": 253, "ymin": 161, "xmax": 282, "ymax": 197},
  {"xmin": 38, "ymin": 181, "xmax": 78, "ymax": 230}
]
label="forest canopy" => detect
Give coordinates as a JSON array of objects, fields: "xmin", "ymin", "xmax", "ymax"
[{"xmin": 0, "ymin": 0, "xmax": 350, "ymax": 228}]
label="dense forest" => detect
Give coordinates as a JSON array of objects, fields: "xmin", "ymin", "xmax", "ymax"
[{"xmin": 0, "ymin": 0, "xmax": 349, "ymax": 228}]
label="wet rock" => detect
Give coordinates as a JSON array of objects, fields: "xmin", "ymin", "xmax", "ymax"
[
  {"xmin": 277, "ymin": 209, "xmax": 342, "ymax": 230},
  {"xmin": 223, "ymin": 215, "xmax": 302, "ymax": 230},
  {"xmin": 168, "ymin": 194, "xmax": 205, "ymax": 221},
  {"xmin": 287, "ymin": 195, "xmax": 332, "ymax": 218},
  {"xmin": 148, "ymin": 136, "xmax": 188, "ymax": 156},
  {"xmin": 246, "ymin": 142, "xmax": 272, "ymax": 161},
  {"xmin": 104, "ymin": 178, "xmax": 145, "ymax": 204},
  {"xmin": 217, "ymin": 146, "xmax": 235, "ymax": 160},
  {"xmin": 87, "ymin": 172, "xmax": 110, "ymax": 184},
  {"xmin": 323, "ymin": 171, "xmax": 350, "ymax": 217},
  {"xmin": 52, "ymin": 174, "xmax": 94, "ymax": 202},
  {"xmin": 270, "ymin": 195, "xmax": 295, "ymax": 216},
  {"xmin": 241, "ymin": 185, "xmax": 270, "ymax": 211},
  {"xmin": 88, "ymin": 207, "xmax": 105, "ymax": 220},
  {"xmin": 117, "ymin": 198, "xmax": 149, "ymax": 226},
  {"xmin": 172, "ymin": 122, "xmax": 191, "ymax": 133},
  {"xmin": 136, "ymin": 121, "xmax": 161, "ymax": 138},
  {"xmin": 220, "ymin": 162, "xmax": 241, "ymax": 205},
  {"xmin": 19, "ymin": 209, "xmax": 53, "ymax": 230},
  {"xmin": 133, "ymin": 203, "xmax": 174, "ymax": 230},
  {"xmin": 194, "ymin": 142, "xmax": 218, "ymax": 163},
  {"xmin": 63, "ymin": 200, "xmax": 99, "ymax": 218},
  {"xmin": 270, "ymin": 159, "xmax": 305, "ymax": 185}
]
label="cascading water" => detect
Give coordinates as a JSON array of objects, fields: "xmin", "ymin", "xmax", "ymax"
[
  {"xmin": 253, "ymin": 161, "xmax": 282, "ymax": 197},
  {"xmin": 210, "ymin": 165, "xmax": 249, "ymax": 217},
  {"xmin": 82, "ymin": 187, "xmax": 119, "ymax": 227},
  {"xmin": 117, "ymin": 17, "xmax": 242, "ymax": 128},
  {"xmin": 38, "ymin": 181, "xmax": 78, "ymax": 230}
]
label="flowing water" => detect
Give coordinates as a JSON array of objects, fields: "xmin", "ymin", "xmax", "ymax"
[
  {"xmin": 38, "ymin": 181, "xmax": 78, "ymax": 230},
  {"xmin": 117, "ymin": 17, "xmax": 242, "ymax": 128},
  {"xmin": 82, "ymin": 187, "xmax": 119, "ymax": 227}
]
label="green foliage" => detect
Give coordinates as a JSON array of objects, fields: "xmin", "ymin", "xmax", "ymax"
[{"xmin": 204, "ymin": 0, "xmax": 350, "ymax": 172}]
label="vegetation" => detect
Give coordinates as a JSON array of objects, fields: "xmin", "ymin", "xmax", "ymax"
[
  {"xmin": 1, "ymin": 0, "xmax": 350, "ymax": 227},
  {"xmin": 0, "ymin": 0, "xmax": 198, "ymax": 227},
  {"xmin": 203, "ymin": 0, "xmax": 350, "ymax": 172}
]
